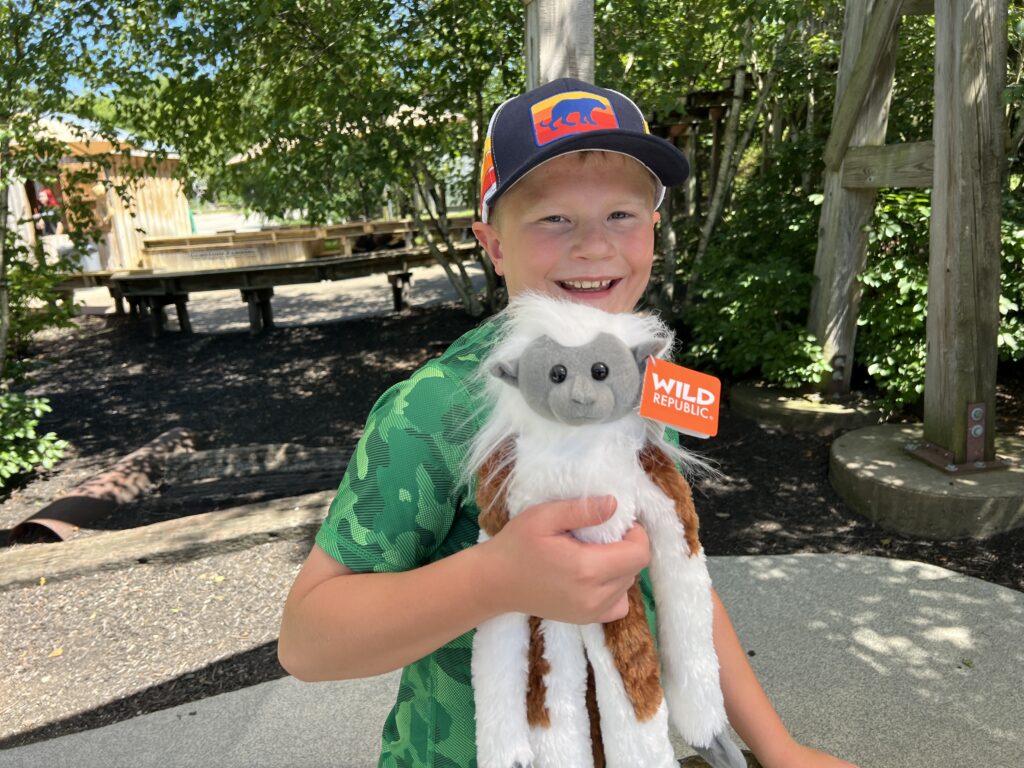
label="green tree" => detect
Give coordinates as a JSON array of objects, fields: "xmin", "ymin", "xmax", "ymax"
[
  {"xmin": 0, "ymin": 0, "xmax": 157, "ymax": 485},
  {"xmin": 98, "ymin": 0, "xmax": 524, "ymax": 316}
]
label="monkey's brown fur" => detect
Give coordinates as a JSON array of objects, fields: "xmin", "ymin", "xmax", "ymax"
[
  {"xmin": 527, "ymin": 617, "xmax": 552, "ymax": 727},
  {"xmin": 586, "ymin": 662, "xmax": 606, "ymax": 768},
  {"xmin": 603, "ymin": 580, "xmax": 664, "ymax": 721},
  {"xmin": 477, "ymin": 439, "xmax": 515, "ymax": 537},
  {"xmin": 639, "ymin": 444, "xmax": 701, "ymax": 558}
]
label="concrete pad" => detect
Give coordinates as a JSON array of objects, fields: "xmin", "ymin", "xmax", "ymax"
[
  {"xmin": 0, "ymin": 673, "xmax": 402, "ymax": 768},
  {"xmin": 4, "ymin": 555, "xmax": 1021, "ymax": 768},
  {"xmin": 830, "ymin": 424, "xmax": 1024, "ymax": 539},
  {"xmin": 729, "ymin": 384, "xmax": 884, "ymax": 435}
]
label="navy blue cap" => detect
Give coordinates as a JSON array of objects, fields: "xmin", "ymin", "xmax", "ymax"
[{"xmin": 479, "ymin": 78, "xmax": 690, "ymax": 222}]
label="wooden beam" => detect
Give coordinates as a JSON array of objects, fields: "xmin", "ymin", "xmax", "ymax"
[
  {"xmin": 808, "ymin": 0, "xmax": 899, "ymax": 394},
  {"xmin": 823, "ymin": 0, "xmax": 905, "ymax": 171},
  {"xmin": 523, "ymin": 0, "xmax": 594, "ymax": 89},
  {"xmin": 923, "ymin": 0, "xmax": 1008, "ymax": 463},
  {"xmin": 841, "ymin": 140, "xmax": 934, "ymax": 188},
  {"xmin": 0, "ymin": 490, "xmax": 337, "ymax": 591},
  {"xmin": 900, "ymin": 0, "xmax": 934, "ymax": 15}
]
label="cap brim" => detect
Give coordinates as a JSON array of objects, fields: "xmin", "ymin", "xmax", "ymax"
[{"xmin": 490, "ymin": 130, "xmax": 689, "ymax": 213}]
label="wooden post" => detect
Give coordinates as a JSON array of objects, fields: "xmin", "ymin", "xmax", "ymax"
[
  {"xmin": 173, "ymin": 295, "xmax": 192, "ymax": 335},
  {"xmin": 808, "ymin": 0, "xmax": 900, "ymax": 394},
  {"xmin": 524, "ymin": 0, "xmax": 594, "ymax": 88},
  {"xmin": 923, "ymin": 0, "xmax": 1008, "ymax": 463}
]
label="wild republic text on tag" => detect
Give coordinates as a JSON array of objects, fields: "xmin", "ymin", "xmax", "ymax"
[{"xmin": 639, "ymin": 357, "xmax": 721, "ymax": 439}]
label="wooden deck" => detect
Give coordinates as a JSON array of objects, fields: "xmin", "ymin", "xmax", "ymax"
[
  {"xmin": 112, "ymin": 241, "xmax": 478, "ymax": 336},
  {"xmin": 55, "ymin": 216, "xmax": 479, "ymax": 336}
]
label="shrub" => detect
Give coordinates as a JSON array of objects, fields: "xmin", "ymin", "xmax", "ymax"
[
  {"xmin": 0, "ymin": 393, "xmax": 67, "ymax": 488},
  {"xmin": 857, "ymin": 191, "xmax": 1024, "ymax": 410},
  {"xmin": 683, "ymin": 141, "xmax": 830, "ymax": 388}
]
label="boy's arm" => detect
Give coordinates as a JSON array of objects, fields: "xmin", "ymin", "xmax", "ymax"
[
  {"xmin": 278, "ymin": 496, "xmax": 650, "ymax": 681},
  {"xmin": 712, "ymin": 589, "xmax": 859, "ymax": 768}
]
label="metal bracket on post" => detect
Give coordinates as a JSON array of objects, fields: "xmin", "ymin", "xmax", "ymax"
[{"xmin": 904, "ymin": 402, "xmax": 1013, "ymax": 474}]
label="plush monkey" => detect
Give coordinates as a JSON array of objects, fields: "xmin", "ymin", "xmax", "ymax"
[{"xmin": 467, "ymin": 294, "xmax": 745, "ymax": 768}]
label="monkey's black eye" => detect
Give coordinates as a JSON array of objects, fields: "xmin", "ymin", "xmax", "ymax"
[
  {"xmin": 591, "ymin": 362, "xmax": 609, "ymax": 381},
  {"xmin": 549, "ymin": 364, "xmax": 567, "ymax": 383}
]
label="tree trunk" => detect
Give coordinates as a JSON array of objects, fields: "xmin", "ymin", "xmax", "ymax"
[
  {"xmin": 412, "ymin": 168, "xmax": 484, "ymax": 317},
  {"xmin": 725, "ymin": 63, "xmax": 779, "ymax": 210},
  {"xmin": 0, "ymin": 137, "xmax": 11, "ymax": 382},
  {"xmin": 656, "ymin": 185, "xmax": 677, "ymax": 318},
  {"xmin": 685, "ymin": 20, "xmax": 771, "ymax": 307},
  {"xmin": 684, "ymin": 20, "xmax": 751, "ymax": 306},
  {"xmin": 802, "ymin": 87, "xmax": 816, "ymax": 193}
]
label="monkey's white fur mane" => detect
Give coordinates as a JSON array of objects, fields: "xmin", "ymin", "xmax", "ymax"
[{"xmin": 465, "ymin": 293, "xmax": 709, "ymax": 485}]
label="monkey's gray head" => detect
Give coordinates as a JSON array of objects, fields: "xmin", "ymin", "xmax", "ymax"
[{"xmin": 490, "ymin": 332, "xmax": 663, "ymax": 425}]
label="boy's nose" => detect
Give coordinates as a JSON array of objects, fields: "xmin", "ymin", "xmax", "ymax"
[{"xmin": 571, "ymin": 221, "xmax": 615, "ymax": 260}]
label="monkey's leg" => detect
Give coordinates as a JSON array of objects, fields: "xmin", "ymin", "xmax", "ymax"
[
  {"xmin": 638, "ymin": 500, "xmax": 744, "ymax": 768},
  {"xmin": 528, "ymin": 619, "xmax": 593, "ymax": 768},
  {"xmin": 580, "ymin": 584, "xmax": 676, "ymax": 768},
  {"xmin": 472, "ymin": 531, "xmax": 534, "ymax": 768}
]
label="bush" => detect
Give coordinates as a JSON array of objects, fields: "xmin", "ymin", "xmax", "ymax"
[
  {"xmin": 0, "ymin": 393, "xmax": 67, "ymax": 488},
  {"xmin": 855, "ymin": 191, "xmax": 931, "ymax": 408},
  {"xmin": 683, "ymin": 141, "xmax": 830, "ymax": 388},
  {"xmin": 857, "ymin": 191, "xmax": 1024, "ymax": 410}
]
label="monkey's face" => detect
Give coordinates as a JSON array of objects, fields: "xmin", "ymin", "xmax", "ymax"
[{"xmin": 513, "ymin": 334, "xmax": 642, "ymax": 425}]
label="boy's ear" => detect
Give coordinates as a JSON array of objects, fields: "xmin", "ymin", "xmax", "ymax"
[
  {"xmin": 472, "ymin": 221, "xmax": 505, "ymax": 276},
  {"xmin": 490, "ymin": 359, "xmax": 519, "ymax": 387}
]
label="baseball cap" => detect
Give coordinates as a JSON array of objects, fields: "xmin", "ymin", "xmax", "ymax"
[{"xmin": 478, "ymin": 78, "xmax": 690, "ymax": 223}]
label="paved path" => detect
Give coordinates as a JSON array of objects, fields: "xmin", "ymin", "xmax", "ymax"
[{"xmin": 3, "ymin": 554, "xmax": 1021, "ymax": 768}]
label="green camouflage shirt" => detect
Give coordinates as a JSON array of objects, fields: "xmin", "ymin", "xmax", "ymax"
[{"xmin": 316, "ymin": 318, "xmax": 658, "ymax": 768}]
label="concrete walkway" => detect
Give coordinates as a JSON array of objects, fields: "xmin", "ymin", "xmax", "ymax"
[{"xmin": 3, "ymin": 554, "xmax": 1021, "ymax": 768}]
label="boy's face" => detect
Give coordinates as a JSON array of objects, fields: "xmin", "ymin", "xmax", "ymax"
[{"xmin": 472, "ymin": 152, "xmax": 660, "ymax": 314}]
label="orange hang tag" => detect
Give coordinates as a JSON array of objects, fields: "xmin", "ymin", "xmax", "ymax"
[{"xmin": 639, "ymin": 357, "xmax": 721, "ymax": 439}]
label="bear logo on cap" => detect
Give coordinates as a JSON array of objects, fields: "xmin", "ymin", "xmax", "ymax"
[{"xmin": 531, "ymin": 91, "xmax": 619, "ymax": 147}]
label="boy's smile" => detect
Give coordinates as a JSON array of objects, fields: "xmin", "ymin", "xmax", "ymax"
[{"xmin": 473, "ymin": 152, "xmax": 660, "ymax": 314}]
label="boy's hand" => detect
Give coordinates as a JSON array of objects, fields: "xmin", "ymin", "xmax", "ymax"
[{"xmin": 478, "ymin": 496, "xmax": 650, "ymax": 625}]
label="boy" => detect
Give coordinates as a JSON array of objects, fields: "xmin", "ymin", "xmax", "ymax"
[{"xmin": 279, "ymin": 79, "xmax": 857, "ymax": 768}]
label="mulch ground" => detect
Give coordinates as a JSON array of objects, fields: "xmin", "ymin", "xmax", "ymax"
[{"xmin": 1, "ymin": 305, "xmax": 1022, "ymax": 750}]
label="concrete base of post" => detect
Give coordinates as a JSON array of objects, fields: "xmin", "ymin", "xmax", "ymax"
[
  {"xmin": 729, "ymin": 384, "xmax": 885, "ymax": 435},
  {"xmin": 830, "ymin": 424, "xmax": 1024, "ymax": 539}
]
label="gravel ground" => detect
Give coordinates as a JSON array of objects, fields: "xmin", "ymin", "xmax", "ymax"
[{"xmin": 1, "ymin": 305, "xmax": 1021, "ymax": 751}]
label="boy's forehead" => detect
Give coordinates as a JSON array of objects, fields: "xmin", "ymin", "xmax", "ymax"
[{"xmin": 498, "ymin": 152, "xmax": 658, "ymax": 210}]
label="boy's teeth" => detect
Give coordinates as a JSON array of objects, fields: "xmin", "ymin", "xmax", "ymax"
[{"xmin": 563, "ymin": 279, "xmax": 612, "ymax": 291}]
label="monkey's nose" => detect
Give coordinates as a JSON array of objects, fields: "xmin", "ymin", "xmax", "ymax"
[{"xmin": 570, "ymin": 376, "xmax": 596, "ymax": 405}]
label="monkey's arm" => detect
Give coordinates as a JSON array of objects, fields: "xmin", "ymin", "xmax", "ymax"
[
  {"xmin": 638, "ymin": 443, "xmax": 702, "ymax": 556},
  {"xmin": 476, "ymin": 438, "xmax": 516, "ymax": 537},
  {"xmin": 637, "ymin": 443, "xmax": 742, "ymax": 764}
]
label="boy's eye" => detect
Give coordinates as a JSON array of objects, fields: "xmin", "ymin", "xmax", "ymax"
[
  {"xmin": 541, "ymin": 215, "xmax": 568, "ymax": 224},
  {"xmin": 549, "ymin": 364, "xmax": 567, "ymax": 383},
  {"xmin": 591, "ymin": 362, "xmax": 609, "ymax": 381},
  {"xmin": 609, "ymin": 211, "xmax": 635, "ymax": 220}
]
